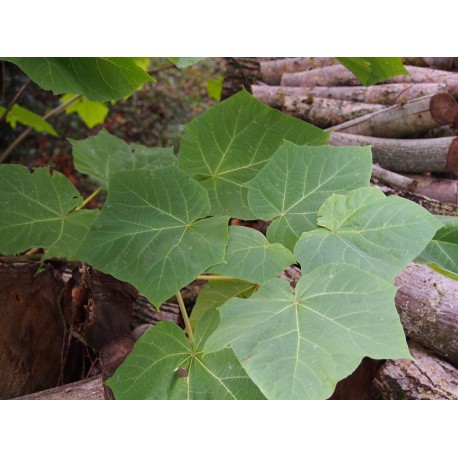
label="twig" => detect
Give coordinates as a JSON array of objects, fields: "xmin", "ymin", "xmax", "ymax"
[{"xmin": 0, "ymin": 79, "xmax": 31, "ymax": 124}]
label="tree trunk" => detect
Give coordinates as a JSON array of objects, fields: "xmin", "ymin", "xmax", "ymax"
[
  {"xmin": 330, "ymin": 131, "xmax": 458, "ymax": 174},
  {"xmin": 283, "ymin": 96, "xmax": 385, "ymax": 128},
  {"xmin": 394, "ymin": 263, "xmax": 458, "ymax": 366},
  {"xmin": 372, "ymin": 341, "xmax": 458, "ymax": 400},
  {"xmin": 329, "ymin": 93, "xmax": 458, "ymax": 138},
  {"xmin": 260, "ymin": 57, "xmax": 338, "ymax": 85},
  {"xmin": 252, "ymin": 83, "xmax": 447, "ymax": 109},
  {"xmin": 221, "ymin": 58, "xmax": 262, "ymax": 100}
]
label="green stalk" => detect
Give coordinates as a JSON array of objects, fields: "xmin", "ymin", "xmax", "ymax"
[
  {"xmin": 196, "ymin": 274, "xmax": 238, "ymax": 281},
  {"xmin": 0, "ymin": 94, "xmax": 82, "ymax": 163},
  {"xmin": 176, "ymin": 290, "xmax": 194, "ymax": 342},
  {"xmin": 75, "ymin": 187, "xmax": 103, "ymax": 210}
]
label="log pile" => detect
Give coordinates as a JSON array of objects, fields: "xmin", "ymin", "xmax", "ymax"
[{"xmin": 248, "ymin": 57, "xmax": 458, "ymax": 399}]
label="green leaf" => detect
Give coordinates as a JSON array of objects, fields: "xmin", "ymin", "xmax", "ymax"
[
  {"xmin": 295, "ymin": 187, "xmax": 442, "ymax": 281},
  {"xmin": 70, "ymin": 130, "xmax": 176, "ymax": 188},
  {"xmin": 207, "ymin": 226, "xmax": 295, "ymax": 283},
  {"xmin": 132, "ymin": 57, "xmax": 152, "ymax": 72},
  {"xmin": 336, "ymin": 57, "xmax": 409, "ymax": 85},
  {"xmin": 207, "ymin": 76, "xmax": 224, "ymax": 101},
  {"xmin": 60, "ymin": 94, "xmax": 109, "ymax": 128},
  {"xmin": 76, "ymin": 166, "xmax": 228, "ymax": 307},
  {"xmin": 178, "ymin": 90, "xmax": 328, "ymax": 219},
  {"xmin": 416, "ymin": 215, "xmax": 458, "ymax": 279},
  {"xmin": 204, "ymin": 264, "xmax": 410, "ymax": 400},
  {"xmin": 190, "ymin": 279, "xmax": 257, "ymax": 330},
  {"xmin": 2, "ymin": 58, "xmax": 155, "ymax": 102},
  {"xmin": 106, "ymin": 316, "xmax": 265, "ymax": 399},
  {"xmin": 247, "ymin": 142, "xmax": 372, "ymax": 250},
  {"xmin": 168, "ymin": 57, "xmax": 205, "ymax": 68},
  {"xmin": 0, "ymin": 164, "xmax": 97, "ymax": 260},
  {"xmin": 0, "ymin": 104, "xmax": 57, "ymax": 136}
]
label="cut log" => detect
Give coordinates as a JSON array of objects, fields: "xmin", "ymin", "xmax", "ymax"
[
  {"xmin": 17, "ymin": 376, "xmax": 106, "ymax": 400},
  {"xmin": 252, "ymin": 83, "xmax": 447, "ymax": 109},
  {"xmin": 395, "ymin": 263, "xmax": 458, "ymax": 366},
  {"xmin": 330, "ymin": 132, "xmax": 458, "ymax": 174},
  {"xmin": 372, "ymin": 341, "xmax": 458, "ymax": 400},
  {"xmin": 283, "ymin": 96, "xmax": 385, "ymax": 128},
  {"xmin": 405, "ymin": 174, "xmax": 458, "ymax": 205},
  {"xmin": 422, "ymin": 57, "xmax": 458, "ymax": 71},
  {"xmin": 260, "ymin": 57, "xmax": 338, "ymax": 85},
  {"xmin": 221, "ymin": 57, "xmax": 262, "ymax": 100},
  {"xmin": 329, "ymin": 93, "xmax": 458, "ymax": 138}
]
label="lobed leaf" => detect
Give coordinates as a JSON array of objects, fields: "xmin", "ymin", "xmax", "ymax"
[
  {"xmin": 247, "ymin": 142, "xmax": 372, "ymax": 250},
  {"xmin": 60, "ymin": 94, "xmax": 109, "ymax": 128},
  {"xmin": 0, "ymin": 104, "xmax": 57, "ymax": 136},
  {"xmin": 70, "ymin": 130, "xmax": 176, "ymax": 188},
  {"xmin": 204, "ymin": 264, "xmax": 410, "ymax": 400},
  {"xmin": 295, "ymin": 187, "xmax": 442, "ymax": 281},
  {"xmin": 76, "ymin": 166, "xmax": 228, "ymax": 307},
  {"xmin": 2, "ymin": 57, "xmax": 154, "ymax": 102},
  {"xmin": 0, "ymin": 165, "xmax": 97, "ymax": 260},
  {"xmin": 178, "ymin": 90, "xmax": 328, "ymax": 219},
  {"xmin": 207, "ymin": 225, "xmax": 295, "ymax": 284}
]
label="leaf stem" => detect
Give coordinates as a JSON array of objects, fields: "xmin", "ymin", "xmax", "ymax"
[
  {"xmin": 0, "ymin": 94, "xmax": 82, "ymax": 163},
  {"xmin": 75, "ymin": 186, "xmax": 103, "ymax": 210},
  {"xmin": 176, "ymin": 290, "xmax": 194, "ymax": 343},
  {"xmin": 196, "ymin": 274, "xmax": 239, "ymax": 281}
]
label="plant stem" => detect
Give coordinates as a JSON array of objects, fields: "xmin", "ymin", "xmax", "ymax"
[
  {"xmin": 196, "ymin": 275, "xmax": 239, "ymax": 281},
  {"xmin": 176, "ymin": 290, "xmax": 194, "ymax": 343},
  {"xmin": 0, "ymin": 79, "xmax": 31, "ymax": 124},
  {"xmin": 0, "ymin": 94, "xmax": 82, "ymax": 164},
  {"xmin": 75, "ymin": 187, "xmax": 103, "ymax": 210}
]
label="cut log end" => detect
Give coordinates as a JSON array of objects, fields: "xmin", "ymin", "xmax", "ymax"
[
  {"xmin": 430, "ymin": 92, "xmax": 458, "ymax": 125},
  {"xmin": 446, "ymin": 138, "xmax": 458, "ymax": 176}
]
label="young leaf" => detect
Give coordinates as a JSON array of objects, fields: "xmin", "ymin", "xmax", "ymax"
[
  {"xmin": 2, "ymin": 58, "xmax": 155, "ymax": 102},
  {"xmin": 70, "ymin": 130, "xmax": 176, "ymax": 188},
  {"xmin": 207, "ymin": 76, "xmax": 224, "ymax": 101},
  {"xmin": 247, "ymin": 142, "xmax": 372, "ymax": 250},
  {"xmin": 336, "ymin": 57, "xmax": 409, "ymax": 85},
  {"xmin": 204, "ymin": 264, "xmax": 410, "ymax": 400},
  {"xmin": 168, "ymin": 57, "xmax": 205, "ymax": 68},
  {"xmin": 295, "ymin": 187, "xmax": 442, "ymax": 281},
  {"xmin": 416, "ymin": 215, "xmax": 458, "ymax": 279},
  {"xmin": 76, "ymin": 166, "xmax": 228, "ymax": 307},
  {"xmin": 0, "ymin": 165, "xmax": 97, "ymax": 260},
  {"xmin": 0, "ymin": 104, "xmax": 57, "ymax": 136},
  {"xmin": 178, "ymin": 90, "xmax": 328, "ymax": 219},
  {"xmin": 207, "ymin": 225, "xmax": 295, "ymax": 284},
  {"xmin": 190, "ymin": 279, "xmax": 257, "ymax": 329},
  {"xmin": 60, "ymin": 94, "xmax": 109, "ymax": 128},
  {"xmin": 106, "ymin": 316, "xmax": 265, "ymax": 399}
]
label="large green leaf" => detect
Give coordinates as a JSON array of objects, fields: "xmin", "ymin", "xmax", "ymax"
[
  {"xmin": 60, "ymin": 94, "xmax": 109, "ymax": 128},
  {"xmin": 76, "ymin": 166, "xmax": 228, "ymax": 307},
  {"xmin": 416, "ymin": 215, "xmax": 458, "ymax": 279},
  {"xmin": 3, "ymin": 58, "xmax": 154, "ymax": 102},
  {"xmin": 70, "ymin": 130, "xmax": 176, "ymax": 188},
  {"xmin": 106, "ymin": 311, "xmax": 265, "ymax": 399},
  {"xmin": 0, "ymin": 165, "xmax": 97, "ymax": 259},
  {"xmin": 168, "ymin": 57, "xmax": 205, "ymax": 68},
  {"xmin": 204, "ymin": 264, "xmax": 410, "ymax": 400},
  {"xmin": 0, "ymin": 104, "xmax": 57, "ymax": 136},
  {"xmin": 295, "ymin": 187, "xmax": 442, "ymax": 281},
  {"xmin": 336, "ymin": 57, "xmax": 409, "ymax": 85},
  {"xmin": 207, "ymin": 225, "xmax": 295, "ymax": 283},
  {"xmin": 190, "ymin": 279, "xmax": 257, "ymax": 329},
  {"xmin": 247, "ymin": 142, "xmax": 372, "ymax": 250},
  {"xmin": 178, "ymin": 90, "xmax": 328, "ymax": 219}
]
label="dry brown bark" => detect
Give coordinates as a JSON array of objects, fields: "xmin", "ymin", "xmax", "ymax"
[
  {"xmin": 283, "ymin": 95, "xmax": 385, "ymax": 128},
  {"xmin": 330, "ymin": 131, "xmax": 458, "ymax": 174},
  {"xmin": 330, "ymin": 93, "xmax": 458, "ymax": 138},
  {"xmin": 372, "ymin": 341, "xmax": 458, "ymax": 400},
  {"xmin": 260, "ymin": 57, "xmax": 338, "ymax": 85},
  {"xmin": 252, "ymin": 83, "xmax": 447, "ymax": 109},
  {"xmin": 221, "ymin": 58, "xmax": 262, "ymax": 100}
]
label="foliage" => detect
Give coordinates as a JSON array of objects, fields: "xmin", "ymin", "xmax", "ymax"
[
  {"xmin": 168, "ymin": 57, "xmax": 205, "ymax": 68},
  {"xmin": 0, "ymin": 104, "xmax": 57, "ymax": 136},
  {"xmin": 60, "ymin": 94, "xmax": 109, "ymax": 129}
]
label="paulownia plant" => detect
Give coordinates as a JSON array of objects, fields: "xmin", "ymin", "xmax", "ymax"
[{"xmin": 0, "ymin": 89, "xmax": 455, "ymax": 399}]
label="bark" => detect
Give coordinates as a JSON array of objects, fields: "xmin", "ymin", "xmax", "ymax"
[
  {"xmin": 372, "ymin": 341, "xmax": 458, "ymax": 400},
  {"xmin": 422, "ymin": 57, "xmax": 458, "ymax": 71},
  {"xmin": 395, "ymin": 263, "xmax": 458, "ymax": 366},
  {"xmin": 283, "ymin": 96, "xmax": 385, "ymax": 128},
  {"xmin": 281, "ymin": 64, "xmax": 458, "ymax": 97},
  {"xmin": 221, "ymin": 57, "xmax": 262, "ymax": 100},
  {"xmin": 330, "ymin": 93, "xmax": 458, "ymax": 138},
  {"xmin": 260, "ymin": 57, "xmax": 338, "ymax": 85},
  {"xmin": 405, "ymin": 174, "xmax": 458, "ymax": 205},
  {"xmin": 330, "ymin": 131, "xmax": 458, "ymax": 174},
  {"xmin": 16, "ymin": 376, "xmax": 106, "ymax": 400},
  {"xmin": 252, "ymin": 83, "xmax": 446, "ymax": 109}
]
